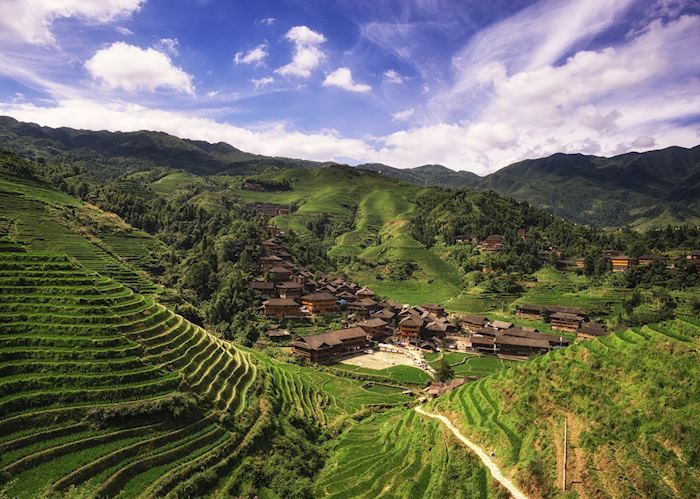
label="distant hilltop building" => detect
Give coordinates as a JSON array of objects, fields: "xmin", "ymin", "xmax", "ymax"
[{"xmin": 478, "ymin": 234, "xmax": 505, "ymax": 252}]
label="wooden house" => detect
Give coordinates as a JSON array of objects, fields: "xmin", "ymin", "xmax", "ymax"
[
  {"xmin": 267, "ymin": 265, "xmax": 293, "ymax": 282},
  {"xmin": 577, "ymin": 322, "xmax": 608, "ymax": 340},
  {"xmin": 638, "ymin": 254, "xmax": 662, "ymax": 266},
  {"xmin": 301, "ymin": 292, "xmax": 338, "ymax": 315},
  {"xmin": 347, "ymin": 297, "xmax": 381, "ymax": 318},
  {"xmin": 478, "ymin": 234, "xmax": 505, "ymax": 252},
  {"xmin": 247, "ymin": 280, "xmax": 276, "ymax": 297},
  {"xmin": 686, "ymin": 251, "xmax": 700, "ymax": 261},
  {"xmin": 516, "ymin": 304, "xmax": 547, "ymax": 320},
  {"xmin": 276, "ymin": 281, "xmax": 303, "ymax": 299},
  {"xmin": 355, "ymin": 287, "xmax": 375, "ymax": 298},
  {"xmin": 549, "ymin": 312, "xmax": 585, "ymax": 332},
  {"xmin": 260, "ymin": 255, "xmax": 284, "ymax": 272},
  {"xmin": 291, "ymin": 327, "xmax": 368, "ymax": 363},
  {"xmin": 265, "ymin": 329, "xmax": 291, "ymax": 341},
  {"xmin": 461, "ymin": 315, "xmax": 489, "ymax": 333},
  {"xmin": 611, "ymin": 256, "xmax": 637, "ymax": 272},
  {"xmin": 398, "ymin": 316, "xmax": 423, "ymax": 341},
  {"xmin": 356, "ymin": 318, "xmax": 389, "ymax": 339},
  {"xmin": 263, "ymin": 298, "xmax": 301, "ymax": 319},
  {"xmin": 422, "ymin": 304, "xmax": 446, "ymax": 318},
  {"xmin": 489, "ymin": 320, "xmax": 513, "ymax": 331}
]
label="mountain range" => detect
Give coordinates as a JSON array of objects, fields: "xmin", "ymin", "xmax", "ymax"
[{"xmin": 1, "ymin": 115, "xmax": 698, "ymax": 229}]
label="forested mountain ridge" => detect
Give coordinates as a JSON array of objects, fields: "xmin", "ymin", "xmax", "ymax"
[
  {"xmin": 0, "ymin": 115, "xmax": 323, "ymax": 178},
  {"xmin": 1, "ymin": 115, "xmax": 698, "ymax": 229}
]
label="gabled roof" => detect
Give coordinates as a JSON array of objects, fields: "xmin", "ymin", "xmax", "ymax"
[
  {"xmin": 263, "ymin": 298, "xmax": 299, "ymax": 307},
  {"xmin": 355, "ymin": 287, "xmax": 375, "ymax": 296},
  {"xmin": 248, "ymin": 281, "xmax": 275, "ymax": 290},
  {"xmin": 276, "ymin": 280, "xmax": 302, "ymax": 289},
  {"xmin": 549, "ymin": 312, "xmax": 584, "ymax": 321},
  {"xmin": 462, "ymin": 315, "xmax": 488, "ymax": 325},
  {"xmin": 372, "ymin": 309, "xmax": 396, "ymax": 320},
  {"xmin": 301, "ymin": 292, "xmax": 337, "ymax": 302},
  {"xmin": 496, "ymin": 335, "xmax": 550, "ymax": 349},
  {"xmin": 490, "ymin": 320, "xmax": 513, "ymax": 330},
  {"xmin": 357, "ymin": 318, "xmax": 388, "ymax": 328},
  {"xmin": 260, "ymin": 255, "xmax": 283, "ymax": 261},
  {"xmin": 399, "ymin": 316, "xmax": 423, "ymax": 327},
  {"xmin": 293, "ymin": 327, "xmax": 367, "ymax": 350},
  {"xmin": 270, "ymin": 265, "xmax": 292, "ymax": 273}
]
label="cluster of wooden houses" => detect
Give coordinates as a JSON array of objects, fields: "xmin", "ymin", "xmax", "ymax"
[
  {"xmin": 562, "ymin": 250, "xmax": 700, "ymax": 273},
  {"xmin": 516, "ymin": 304, "xmax": 608, "ymax": 339}
]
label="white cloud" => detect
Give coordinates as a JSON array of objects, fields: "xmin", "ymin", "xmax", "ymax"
[
  {"xmin": 391, "ymin": 108, "xmax": 415, "ymax": 121},
  {"xmin": 0, "ymin": 0, "xmax": 144, "ymax": 45},
  {"xmin": 0, "ymin": 98, "xmax": 377, "ymax": 163},
  {"xmin": 384, "ymin": 69, "xmax": 404, "ymax": 84},
  {"xmin": 234, "ymin": 43, "xmax": 268, "ymax": 66},
  {"xmin": 276, "ymin": 26, "xmax": 326, "ymax": 78},
  {"xmin": 259, "ymin": 17, "xmax": 276, "ymax": 26},
  {"xmin": 84, "ymin": 42, "xmax": 195, "ymax": 95},
  {"xmin": 115, "ymin": 26, "xmax": 134, "ymax": 36},
  {"xmin": 252, "ymin": 76, "xmax": 274, "ymax": 89},
  {"xmin": 323, "ymin": 68, "xmax": 371, "ymax": 93},
  {"xmin": 155, "ymin": 38, "xmax": 179, "ymax": 55}
]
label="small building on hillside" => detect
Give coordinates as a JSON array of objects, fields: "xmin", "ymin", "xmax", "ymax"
[
  {"xmin": 611, "ymin": 256, "xmax": 638, "ymax": 272},
  {"xmin": 265, "ymin": 329, "xmax": 291, "ymax": 342},
  {"xmin": 577, "ymin": 322, "xmax": 608, "ymax": 340},
  {"xmin": 686, "ymin": 251, "xmax": 700, "ymax": 261},
  {"xmin": 549, "ymin": 312, "xmax": 585, "ymax": 332},
  {"xmin": 263, "ymin": 298, "xmax": 301, "ymax": 319},
  {"xmin": 291, "ymin": 327, "xmax": 368, "ymax": 363},
  {"xmin": 422, "ymin": 304, "xmax": 446, "ymax": 318},
  {"xmin": 247, "ymin": 280, "xmax": 276, "ymax": 297},
  {"xmin": 276, "ymin": 281, "xmax": 303, "ymax": 299},
  {"xmin": 301, "ymin": 292, "xmax": 338, "ymax": 315},
  {"xmin": 479, "ymin": 234, "xmax": 505, "ymax": 252},
  {"xmin": 356, "ymin": 318, "xmax": 389, "ymax": 339},
  {"xmin": 516, "ymin": 304, "xmax": 547, "ymax": 320},
  {"xmin": 372, "ymin": 308, "xmax": 397, "ymax": 323},
  {"xmin": 268, "ymin": 265, "xmax": 293, "ymax": 282},
  {"xmin": 398, "ymin": 316, "xmax": 423, "ymax": 342},
  {"xmin": 461, "ymin": 315, "xmax": 489, "ymax": 333},
  {"xmin": 260, "ymin": 255, "xmax": 284, "ymax": 271},
  {"xmin": 575, "ymin": 257, "xmax": 586, "ymax": 269},
  {"xmin": 355, "ymin": 287, "xmax": 375, "ymax": 298},
  {"xmin": 489, "ymin": 320, "xmax": 513, "ymax": 331},
  {"xmin": 347, "ymin": 297, "xmax": 381, "ymax": 318}
]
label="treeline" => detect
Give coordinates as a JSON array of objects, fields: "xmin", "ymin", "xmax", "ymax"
[{"xmin": 411, "ymin": 188, "xmax": 700, "ymax": 276}]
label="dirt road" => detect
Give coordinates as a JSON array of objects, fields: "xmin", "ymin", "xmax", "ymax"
[{"xmin": 415, "ymin": 406, "xmax": 528, "ymax": 499}]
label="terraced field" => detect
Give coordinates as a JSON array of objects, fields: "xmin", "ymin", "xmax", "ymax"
[
  {"xmin": 432, "ymin": 319, "xmax": 700, "ymax": 498},
  {"xmin": 316, "ymin": 408, "xmax": 500, "ymax": 498},
  {"xmin": 1, "ymin": 175, "xmax": 160, "ymax": 294},
  {"xmin": 0, "ymin": 248, "xmax": 258, "ymax": 497}
]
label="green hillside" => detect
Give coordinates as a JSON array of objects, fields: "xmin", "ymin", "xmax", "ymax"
[
  {"xmin": 430, "ymin": 319, "xmax": 700, "ymax": 498},
  {"xmin": 232, "ymin": 166, "xmax": 465, "ymax": 304}
]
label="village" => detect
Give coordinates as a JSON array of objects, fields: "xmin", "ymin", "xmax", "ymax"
[{"xmin": 244, "ymin": 228, "xmax": 655, "ymax": 395}]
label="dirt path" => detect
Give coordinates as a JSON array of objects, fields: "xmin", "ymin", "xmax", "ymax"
[{"xmin": 415, "ymin": 406, "xmax": 528, "ymax": 499}]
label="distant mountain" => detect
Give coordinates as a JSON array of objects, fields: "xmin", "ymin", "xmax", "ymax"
[
  {"xmin": 358, "ymin": 163, "xmax": 481, "ymax": 189},
  {"xmin": 360, "ymin": 147, "xmax": 700, "ymax": 229},
  {"xmin": 0, "ymin": 116, "xmax": 321, "ymax": 178},
  {"xmin": 1, "ymin": 115, "xmax": 698, "ymax": 229}
]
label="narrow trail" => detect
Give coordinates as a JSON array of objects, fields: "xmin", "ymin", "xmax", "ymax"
[{"xmin": 415, "ymin": 406, "xmax": 528, "ymax": 499}]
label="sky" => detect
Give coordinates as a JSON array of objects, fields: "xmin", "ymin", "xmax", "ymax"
[{"xmin": 0, "ymin": 0, "xmax": 699, "ymax": 174}]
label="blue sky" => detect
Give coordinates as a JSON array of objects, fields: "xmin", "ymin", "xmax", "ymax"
[{"xmin": 0, "ymin": 0, "xmax": 699, "ymax": 173}]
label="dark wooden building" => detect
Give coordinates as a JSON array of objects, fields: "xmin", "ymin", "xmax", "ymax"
[
  {"xmin": 263, "ymin": 298, "xmax": 300, "ymax": 319},
  {"xmin": 291, "ymin": 327, "xmax": 368, "ymax": 363},
  {"xmin": 301, "ymin": 292, "xmax": 338, "ymax": 315}
]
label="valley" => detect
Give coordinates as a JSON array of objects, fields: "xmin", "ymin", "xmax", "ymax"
[{"xmin": 0, "ymin": 128, "xmax": 698, "ymax": 498}]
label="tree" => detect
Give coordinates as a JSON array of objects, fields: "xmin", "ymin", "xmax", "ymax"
[{"xmin": 435, "ymin": 357, "xmax": 453, "ymax": 382}]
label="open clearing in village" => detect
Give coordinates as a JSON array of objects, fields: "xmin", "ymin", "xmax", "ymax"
[{"xmin": 340, "ymin": 351, "xmax": 415, "ymax": 370}]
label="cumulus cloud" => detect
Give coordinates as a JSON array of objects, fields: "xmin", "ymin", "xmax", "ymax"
[
  {"xmin": 252, "ymin": 76, "xmax": 274, "ymax": 89},
  {"xmin": 155, "ymin": 37, "xmax": 179, "ymax": 55},
  {"xmin": 0, "ymin": 0, "xmax": 144, "ymax": 45},
  {"xmin": 323, "ymin": 68, "xmax": 371, "ymax": 93},
  {"xmin": 276, "ymin": 26, "xmax": 326, "ymax": 78},
  {"xmin": 391, "ymin": 108, "xmax": 415, "ymax": 121},
  {"xmin": 234, "ymin": 43, "xmax": 268, "ymax": 66},
  {"xmin": 84, "ymin": 42, "xmax": 195, "ymax": 94},
  {"xmin": 384, "ymin": 69, "xmax": 404, "ymax": 84}
]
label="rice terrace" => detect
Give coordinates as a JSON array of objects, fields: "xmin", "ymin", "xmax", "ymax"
[{"xmin": 1, "ymin": 1, "xmax": 700, "ymax": 498}]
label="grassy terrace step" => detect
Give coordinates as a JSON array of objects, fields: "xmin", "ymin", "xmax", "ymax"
[
  {"xmin": 47, "ymin": 417, "xmax": 215, "ymax": 495},
  {"xmin": 0, "ymin": 372, "xmax": 182, "ymax": 417}
]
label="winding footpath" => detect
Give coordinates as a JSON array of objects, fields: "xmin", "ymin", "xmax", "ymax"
[{"xmin": 415, "ymin": 406, "xmax": 528, "ymax": 499}]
